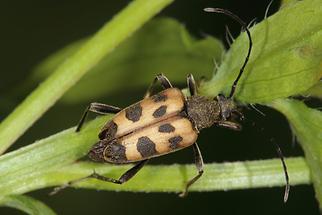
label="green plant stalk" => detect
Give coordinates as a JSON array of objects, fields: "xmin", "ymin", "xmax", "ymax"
[
  {"xmin": 0, "ymin": 114, "xmax": 310, "ymax": 197},
  {"xmin": 0, "ymin": 0, "xmax": 173, "ymax": 154},
  {"xmin": 47, "ymin": 158, "xmax": 309, "ymax": 193},
  {"xmin": 0, "ymin": 195, "xmax": 56, "ymax": 215},
  {"xmin": 0, "ymin": 115, "xmax": 111, "ymax": 196}
]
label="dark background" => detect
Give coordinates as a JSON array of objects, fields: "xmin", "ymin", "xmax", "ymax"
[{"xmin": 0, "ymin": 0, "xmax": 319, "ymax": 214}]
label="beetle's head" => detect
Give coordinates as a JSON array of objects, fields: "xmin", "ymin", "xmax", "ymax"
[{"xmin": 216, "ymin": 94, "xmax": 242, "ymax": 121}]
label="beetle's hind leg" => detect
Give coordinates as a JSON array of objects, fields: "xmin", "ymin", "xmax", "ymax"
[
  {"xmin": 50, "ymin": 159, "xmax": 148, "ymax": 195},
  {"xmin": 187, "ymin": 74, "xmax": 198, "ymax": 96},
  {"xmin": 179, "ymin": 142, "xmax": 204, "ymax": 197},
  {"xmin": 76, "ymin": 103, "xmax": 122, "ymax": 132},
  {"xmin": 89, "ymin": 159, "xmax": 148, "ymax": 184},
  {"xmin": 144, "ymin": 74, "xmax": 173, "ymax": 98}
]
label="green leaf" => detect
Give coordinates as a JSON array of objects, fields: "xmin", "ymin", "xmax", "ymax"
[
  {"xmin": 0, "ymin": 0, "xmax": 174, "ymax": 154},
  {"xmin": 280, "ymin": 0, "xmax": 302, "ymax": 9},
  {"xmin": 29, "ymin": 18, "xmax": 224, "ymax": 104},
  {"xmin": 0, "ymin": 195, "xmax": 56, "ymax": 215},
  {"xmin": 271, "ymin": 99, "xmax": 322, "ymax": 207},
  {"xmin": 200, "ymin": 0, "xmax": 322, "ymax": 103},
  {"xmin": 304, "ymin": 82, "xmax": 322, "ymax": 99}
]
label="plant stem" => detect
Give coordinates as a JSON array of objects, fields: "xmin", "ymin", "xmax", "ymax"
[
  {"xmin": 0, "ymin": 195, "xmax": 56, "ymax": 215},
  {"xmin": 49, "ymin": 157, "xmax": 310, "ymax": 193},
  {"xmin": 0, "ymin": 0, "xmax": 173, "ymax": 154},
  {"xmin": 0, "ymin": 114, "xmax": 310, "ymax": 196}
]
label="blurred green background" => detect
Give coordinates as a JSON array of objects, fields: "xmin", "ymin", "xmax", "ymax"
[{"xmin": 0, "ymin": 0, "xmax": 319, "ymax": 214}]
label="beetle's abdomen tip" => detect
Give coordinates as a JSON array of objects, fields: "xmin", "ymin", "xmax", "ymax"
[
  {"xmin": 88, "ymin": 141, "xmax": 106, "ymax": 162},
  {"xmin": 88, "ymin": 140, "xmax": 128, "ymax": 164}
]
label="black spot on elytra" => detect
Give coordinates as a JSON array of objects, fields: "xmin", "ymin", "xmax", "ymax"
[
  {"xmin": 137, "ymin": 136, "xmax": 157, "ymax": 158},
  {"xmin": 125, "ymin": 103, "xmax": 142, "ymax": 122},
  {"xmin": 103, "ymin": 140, "xmax": 127, "ymax": 163},
  {"xmin": 98, "ymin": 121, "xmax": 118, "ymax": 140},
  {"xmin": 153, "ymin": 105, "xmax": 167, "ymax": 118},
  {"xmin": 159, "ymin": 123, "xmax": 175, "ymax": 133},
  {"xmin": 168, "ymin": 136, "xmax": 183, "ymax": 149},
  {"xmin": 153, "ymin": 93, "xmax": 167, "ymax": 102}
]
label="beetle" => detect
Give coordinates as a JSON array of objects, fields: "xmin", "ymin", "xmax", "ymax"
[
  {"xmin": 52, "ymin": 8, "xmax": 289, "ymax": 199},
  {"xmin": 80, "ymin": 73, "xmax": 245, "ymax": 197}
]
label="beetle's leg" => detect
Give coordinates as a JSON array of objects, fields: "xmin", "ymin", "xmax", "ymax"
[
  {"xmin": 76, "ymin": 102, "xmax": 122, "ymax": 132},
  {"xmin": 144, "ymin": 73, "xmax": 173, "ymax": 98},
  {"xmin": 50, "ymin": 159, "xmax": 148, "ymax": 195},
  {"xmin": 90, "ymin": 159, "xmax": 148, "ymax": 184},
  {"xmin": 217, "ymin": 121, "xmax": 241, "ymax": 131},
  {"xmin": 187, "ymin": 74, "xmax": 197, "ymax": 96},
  {"xmin": 179, "ymin": 143, "xmax": 204, "ymax": 197}
]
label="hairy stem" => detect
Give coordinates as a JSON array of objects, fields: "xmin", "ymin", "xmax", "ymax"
[
  {"xmin": 0, "ymin": 114, "xmax": 310, "ymax": 197},
  {"xmin": 49, "ymin": 158, "xmax": 309, "ymax": 194}
]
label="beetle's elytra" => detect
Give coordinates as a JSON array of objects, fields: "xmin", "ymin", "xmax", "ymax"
[
  {"xmin": 88, "ymin": 87, "xmax": 238, "ymax": 165},
  {"xmin": 90, "ymin": 88, "xmax": 198, "ymax": 164},
  {"xmin": 51, "ymin": 8, "xmax": 289, "ymax": 199}
]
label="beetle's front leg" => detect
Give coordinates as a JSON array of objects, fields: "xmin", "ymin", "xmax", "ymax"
[{"xmin": 89, "ymin": 159, "xmax": 149, "ymax": 184}]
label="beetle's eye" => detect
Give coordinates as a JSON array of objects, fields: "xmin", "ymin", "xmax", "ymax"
[{"xmin": 222, "ymin": 109, "xmax": 231, "ymax": 119}]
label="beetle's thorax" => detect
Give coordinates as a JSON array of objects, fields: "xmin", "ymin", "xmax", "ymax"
[
  {"xmin": 186, "ymin": 95, "xmax": 220, "ymax": 130},
  {"xmin": 186, "ymin": 95, "xmax": 236, "ymax": 130}
]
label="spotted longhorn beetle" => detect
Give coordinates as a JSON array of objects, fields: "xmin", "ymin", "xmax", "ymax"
[{"xmin": 53, "ymin": 8, "xmax": 289, "ymax": 199}]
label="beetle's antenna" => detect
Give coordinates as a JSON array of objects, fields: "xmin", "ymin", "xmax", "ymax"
[
  {"xmin": 204, "ymin": 8, "xmax": 252, "ymax": 99},
  {"xmin": 271, "ymin": 138, "xmax": 290, "ymax": 203}
]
